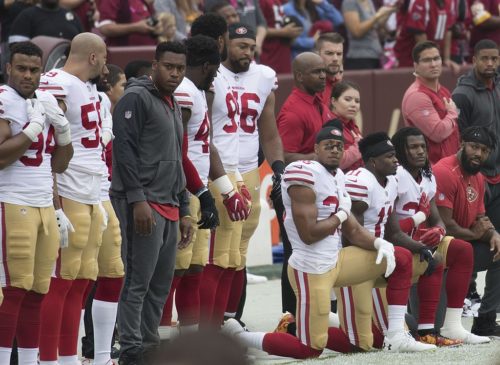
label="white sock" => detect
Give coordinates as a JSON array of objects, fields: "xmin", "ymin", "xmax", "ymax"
[
  {"xmin": 224, "ymin": 312, "xmax": 236, "ymax": 318},
  {"xmin": 386, "ymin": 305, "xmax": 407, "ymax": 336},
  {"xmin": 179, "ymin": 324, "xmax": 198, "ymax": 334},
  {"xmin": 238, "ymin": 331, "xmax": 265, "ymax": 350},
  {"xmin": 58, "ymin": 355, "xmax": 79, "ymax": 365},
  {"xmin": 0, "ymin": 347, "xmax": 12, "ymax": 364},
  {"xmin": 92, "ymin": 299, "xmax": 118, "ymax": 365},
  {"xmin": 417, "ymin": 323, "xmax": 434, "ymax": 330},
  {"xmin": 441, "ymin": 308, "xmax": 465, "ymax": 334},
  {"xmin": 18, "ymin": 347, "xmax": 39, "ymax": 365}
]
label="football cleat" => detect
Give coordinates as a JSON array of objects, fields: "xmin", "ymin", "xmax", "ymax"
[
  {"xmin": 274, "ymin": 312, "xmax": 295, "ymax": 333},
  {"xmin": 383, "ymin": 331, "xmax": 437, "ymax": 352},
  {"xmin": 221, "ymin": 318, "xmax": 245, "ymax": 338},
  {"xmin": 417, "ymin": 333, "xmax": 463, "ymax": 347}
]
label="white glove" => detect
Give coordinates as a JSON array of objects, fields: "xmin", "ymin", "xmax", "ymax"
[
  {"xmin": 374, "ymin": 237, "xmax": 396, "ymax": 277},
  {"xmin": 23, "ymin": 99, "xmax": 45, "ymax": 142},
  {"xmin": 98, "ymin": 202, "xmax": 109, "ymax": 232},
  {"xmin": 40, "ymin": 98, "xmax": 71, "ymax": 146},
  {"xmin": 55, "ymin": 209, "xmax": 75, "ymax": 248},
  {"xmin": 334, "ymin": 190, "xmax": 352, "ymax": 224}
]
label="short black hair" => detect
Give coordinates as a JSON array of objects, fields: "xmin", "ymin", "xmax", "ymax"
[
  {"xmin": 190, "ymin": 13, "xmax": 228, "ymax": 40},
  {"xmin": 124, "ymin": 60, "xmax": 152, "ymax": 80},
  {"xmin": 185, "ymin": 35, "xmax": 220, "ymax": 66},
  {"xmin": 9, "ymin": 41, "xmax": 43, "ymax": 63},
  {"xmin": 331, "ymin": 80, "xmax": 359, "ymax": 100},
  {"xmin": 315, "ymin": 32, "xmax": 344, "ymax": 51},
  {"xmin": 208, "ymin": 1, "xmax": 232, "ymax": 13},
  {"xmin": 412, "ymin": 40, "xmax": 440, "ymax": 62},
  {"xmin": 358, "ymin": 132, "xmax": 391, "ymax": 162},
  {"xmin": 474, "ymin": 39, "xmax": 498, "ymax": 56},
  {"xmin": 392, "ymin": 127, "xmax": 433, "ymax": 179},
  {"xmin": 155, "ymin": 41, "xmax": 186, "ymax": 61},
  {"xmin": 107, "ymin": 64, "xmax": 124, "ymax": 87}
]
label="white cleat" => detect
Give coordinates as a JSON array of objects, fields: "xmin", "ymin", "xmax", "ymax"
[
  {"xmin": 246, "ymin": 273, "xmax": 268, "ymax": 284},
  {"xmin": 221, "ymin": 318, "xmax": 245, "ymax": 338},
  {"xmin": 441, "ymin": 328, "xmax": 490, "ymax": 344},
  {"xmin": 383, "ymin": 331, "xmax": 437, "ymax": 352}
]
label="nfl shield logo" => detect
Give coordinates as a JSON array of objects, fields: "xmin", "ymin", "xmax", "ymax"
[{"xmin": 125, "ymin": 111, "xmax": 132, "ymax": 119}]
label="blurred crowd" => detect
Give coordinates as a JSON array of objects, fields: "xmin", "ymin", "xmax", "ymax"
[{"xmin": 0, "ymin": 0, "xmax": 499, "ymax": 79}]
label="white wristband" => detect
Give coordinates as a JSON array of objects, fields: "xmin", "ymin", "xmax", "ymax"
[
  {"xmin": 334, "ymin": 210, "xmax": 348, "ymax": 224},
  {"xmin": 212, "ymin": 175, "xmax": 234, "ymax": 196},
  {"xmin": 411, "ymin": 211, "xmax": 427, "ymax": 226},
  {"xmin": 235, "ymin": 169, "xmax": 243, "ymax": 183},
  {"xmin": 22, "ymin": 123, "xmax": 43, "ymax": 142},
  {"xmin": 55, "ymin": 129, "xmax": 72, "ymax": 146}
]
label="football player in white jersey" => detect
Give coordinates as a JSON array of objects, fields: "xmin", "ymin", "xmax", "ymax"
[
  {"xmin": 37, "ymin": 33, "xmax": 109, "ymax": 365},
  {"xmin": 390, "ymin": 127, "xmax": 489, "ymax": 345},
  {"xmin": 222, "ymin": 125, "xmax": 419, "ymax": 359},
  {"xmin": 0, "ymin": 42, "xmax": 73, "ymax": 365},
  {"xmin": 161, "ymin": 34, "xmax": 248, "ymax": 334},
  {"xmin": 219, "ymin": 22, "xmax": 286, "ymax": 324}
]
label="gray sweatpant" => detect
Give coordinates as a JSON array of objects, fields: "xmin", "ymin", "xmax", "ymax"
[{"xmin": 112, "ymin": 197, "xmax": 178, "ymax": 356}]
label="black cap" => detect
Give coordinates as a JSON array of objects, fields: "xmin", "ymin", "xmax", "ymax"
[{"xmin": 228, "ymin": 23, "xmax": 256, "ymax": 40}]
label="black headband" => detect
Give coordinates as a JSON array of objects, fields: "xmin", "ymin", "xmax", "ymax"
[
  {"xmin": 316, "ymin": 126, "xmax": 344, "ymax": 144},
  {"xmin": 228, "ymin": 23, "xmax": 256, "ymax": 40},
  {"xmin": 462, "ymin": 127, "xmax": 496, "ymax": 149},
  {"xmin": 361, "ymin": 139, "xmax": 395, "ymax": 160}
]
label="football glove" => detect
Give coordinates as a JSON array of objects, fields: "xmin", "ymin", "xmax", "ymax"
[
  {"xmin": 374, "ymin": 238, "xmax": 396, "ymax": 277},
  {"xmin": 419, "ymin": 247, "xmax": 438, "ymax": 276},
  {"xmin": 23, "ymin": 99, "xmax": 45, "ymax": 142},
  {"xmin": 40, "ymin": 97, "xmax": 71, "ymax": 145},
  {"xmin": 223, "ymin": 190, "xmax": 249, "ymax": 221},
  {"xmin": 55, "ymin": 209, "xmax": 75, "ymax": 248},
  {"xmin": 197, "ymin": 189, "xmax": 219, "ymax": 229},
  {"xmin": 417, "ymin": 226, "xmax": 445, "ymax": 247}
]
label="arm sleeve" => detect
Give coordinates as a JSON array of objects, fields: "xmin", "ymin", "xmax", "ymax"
[
  {"xmin": 182, "ymin": 131, "xmax": 205, "ymax": 194},
  {"xmin": 318, "ymin": 0, "xmax": 344, "ymax": 26},
  {"xmin": 403, "ymin": 91, "xmax": 458, "ymax": 142},
  {"xmin": 451, "ymin": 90, "xmax": 473, "ymax": 131},
  {"xmin": 277, "ymin": 111, "xmax": 305, "ymax": 153},
  {"xmin": 112, "ymin": 93, "xmax": 147, "ymax": 203},
  {"xmin": 8, "ymin": 10, "xmax": 32, "ymax": 42}
]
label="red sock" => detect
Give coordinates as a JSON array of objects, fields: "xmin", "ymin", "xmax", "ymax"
[
  {"xmin": 39, "ymin": 277, "xmax": 73, "ymax": 361},
  {"xmin": 386, "ymin": 247, "xmax": 412, "ymax": 305},
  {"xmin": 212, "ymin": 268, "xmax": 235, "ymax": 325},
  {"xmin": 95, "ymin": 276, "xmax": 123, "ymax": 303},
  {"xmin": 160, "ymin": 275, "xmax": 181, "ymax": 326},
  {"xmin": 263, "ymin": 332, "xmax": 322, "ymax": 359},
  {"xmin": 225, "ymin": 269, "xmax": 245, "ymax": 314},
  {"xmin": 326, "ymin": 327, "xmax": 355, "ymax": 353},
  {"xmin": 199, "ymin": 264, "xmax": 225, "ymax": 324},
  {"xmin": 372, "ymin": 323, "xmax": 384, "ymax": 349},
  {"xmin": 59, "ymin": 279, "xmax": 89, "ymax": 356},
  {"xmin": 417, "ymin": 264, "xmax": 444, "ymax": 326},
  {"xmin": 16, "ymin": 291, "xmax": 44, "ymax": 348},
  {"xmin": 0, "ymin": 287, "xmax": 26, "ymax": 347},
  {"xmin": 176, "ymin": 272, "xmax": 202, "ymax": 326},
  {"xmin": 445, "ymin": 239, "xmax": 473, "ymax": 308},
  {"xmin": 82, "ymin": 280, "xmax": 95, "ymax": 308}
]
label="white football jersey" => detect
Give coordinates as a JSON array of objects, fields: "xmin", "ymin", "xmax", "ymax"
[
  {"xmin": 221, "ymin": 63, "xmax": 277, "ymax": 173},
  {"xmin": 211, "ymin": 66, "xmax": 240, "ymax": 172},
  {"xmin": 394, "ymin": 165, "xmax": 436, "ymax": 221},
  {"xmin": 282, "ymin": 160, "xmax": 346, "ymax": 274},
  {"xmin": 174, "ymin": 77, "xmax": 210, "ymax": 184},
  {"xmin": 0, "ymin": 86, "xmax": 56, "ymax": 207},
  {"xmin": 99, "ymin": 92, "xmax": 111, "ymax": 201},
  {"xmin": 345, "ymin": 168, "xmax": 398, "ymax": 238},
  {"xmin": 40, "ymin": 69, "xmax": 105, "ymax": 204}
]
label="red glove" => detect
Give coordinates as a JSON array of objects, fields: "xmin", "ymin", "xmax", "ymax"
[
  {"xmin": 239, "ymin": 184, "xmax": 252, "ymax": 215},
  {"xmin": 418, "ymin": 192, "xmax": 431, "ymax": 218},
  {"xmin": 223, "ymin": 191, "xmax": 249, "ymax": 221},
  {"xmin": 416, "ymin": 226, "xmax": 446, "ymax": 247}
]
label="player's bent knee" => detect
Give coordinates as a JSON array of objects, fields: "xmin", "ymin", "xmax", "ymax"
[{"xmin": 31, "ymin": 276, "xmax": 51, "ymax": 294}]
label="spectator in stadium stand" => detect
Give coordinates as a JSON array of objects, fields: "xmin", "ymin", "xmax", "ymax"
[
  {"xmin": 284, "ymin": 0, "xmax": 344, "ymax": 58},
  {"xmin": 393, "ymin": 0, "xmax": 461, "ymax": 73},
  {"xmin": 469, "ymin": 0, "xmax": 500, "ymax": 51},
  {"xmin": 329, "ymin": 81, "xmax": 363, "ymax": 172},
  {"xmin": 8, "ymin": 0, "xmax": 83, "ymax": 44},
  {"xmin": 208, "ymin": 1, "xmax": 267, "ymax": 56},
  {"xmin": 124, "ymin": 60, "xmax": 153, "ymax": 80},
  {"xmin": 60, "ymin": 0, "xmax": 99, "ymax": 32},
  {"xmin": 96, "ymin": 0, "xmax": 163, "ymax": 46},
  {"xmin": 341, "ymin": 0, "xmax": 396, "ymax": 69},
  {"xmin": 314, "ymin": 32, "xmax": 344, "ymax": 107},
  {"xmin": 275, "ymin": 52, "xmax": 333, "ymax": 332},
  {"xmin": 157, "ymin": 12, "xmax": 186, "ymax": 42},
  {"xmin": 434, "ymin": 126, "xmax": 500, "ymax": 337},
  {"xmin": 401, "ymin": 41, "xmax": 460, "ymax": 165},
  {"xmin": 258, "ymin": 0, "xmax": 303, "ymax": 74},
  {"xmin": 154, "ymin": 0, "xmax": 189, "ymax": 38}
]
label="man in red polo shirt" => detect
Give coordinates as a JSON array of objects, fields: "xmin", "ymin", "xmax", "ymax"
[
  {"xmin": 434, "ymin": 126, "xmax": 500, "ymax": 337},
  {"xmin": 402, "ymin": 41, "xmax": 460, "ymax": 165},
  {"xmin": 96, "ymin": 0, "xmax": 162, "ymax": 46},
  {"xmin": 315, "ymin": 32, "xmax": 344, "ymax": 108}
]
